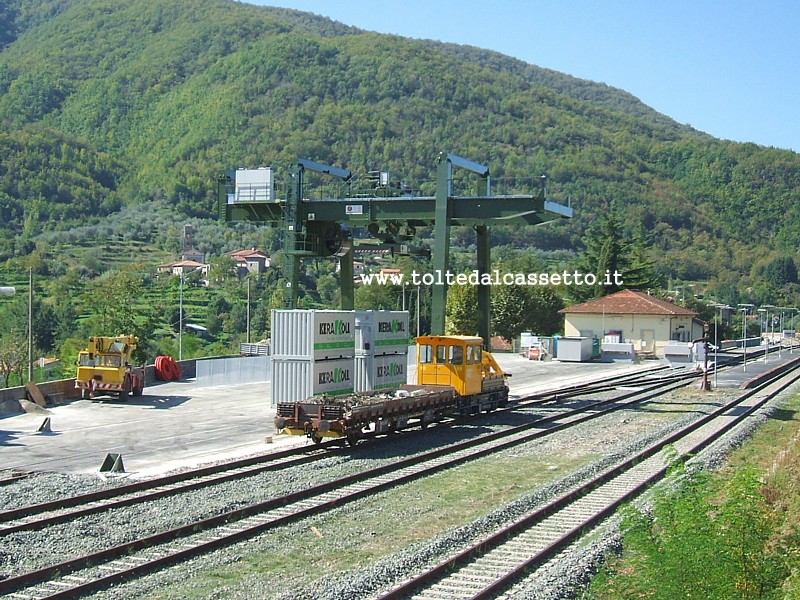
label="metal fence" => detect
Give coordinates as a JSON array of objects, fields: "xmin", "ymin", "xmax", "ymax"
[{"xmin": 195, "ymin": 355, "xmax": 271, "ymax": 388}]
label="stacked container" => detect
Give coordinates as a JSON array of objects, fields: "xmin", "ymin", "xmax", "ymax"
[
  {"xmin": 354, "ymin": 310, "xmax": 410, "ymax": 392},
  {"xmin": 271, "ymin": 310, "xmax": 356, "ymax": 403}
]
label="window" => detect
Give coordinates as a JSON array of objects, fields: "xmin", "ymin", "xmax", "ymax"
[
  {"xmin": 99, "ymin": 355, "xmax": 121, "ymax": 367},
  {"xmin": 436, "ymin": 344, "xmax": 447, "ymax": 364},
  {"xmin": 449, "ymin": 345, "xmax": 463, "ymax": 365},
  {"xmin": 419, "ymin": 344, "xmax": 433, "ymax": 364},
  {"xmin": 466, "ymin": 345, "xmax": 481, "ymax": 365}
]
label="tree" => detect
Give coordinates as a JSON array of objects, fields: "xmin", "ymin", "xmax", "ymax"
[
  {"xmin": 355, "ymin": 279, "xmax": 402, "ymax": 311},
  {"xmin": 624, "ymin": 225, "xmax": 661, "ymax": 291},
  {"xmin": 445, "ymin": 281, "xmax": 478, "ymax": 335},
  {"xmin": 80, "ymin": 266, "xmax": 160, "ymax": 364},
  {"xmin": 316, "ymin": 274, "xmax": 339, "ymax": 306},
  {"xmin": 208, "ymin": 255, "xmax": 238, "ymax": 287},
  {"xmin": 0, "ymin": 330, "xmax": 27, "ymax": 388},
  {"xmin": 757, "ymin": 255, "xmax": 798, "ymax": 287},
  {"xmin": 491, "ymin": 284, "xmax": 531, "ymax": 344},
  {"xmin": 527, "ymin": 286, "xmax": 564, "ymax": 335},
  {"xmin": 1, "ymin": 295, "xmax": 59, "ymax": 355},
  {"xmin": 572, "ymin": 204, "xmax": 626, "ymax": 302},
  {"xmin": 572, "ymin": 202, "xmax": 658, "ymax": 302}
]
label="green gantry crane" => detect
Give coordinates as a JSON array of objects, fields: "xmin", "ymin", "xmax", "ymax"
[{"xmin": 218, "ymin": 152, "xmax": 573, "ymax": 349}]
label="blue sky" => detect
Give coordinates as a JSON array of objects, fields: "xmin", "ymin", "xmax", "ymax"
[{"xmin": 249, "ymin": 0, "xmax": 799, "ymax": 153}]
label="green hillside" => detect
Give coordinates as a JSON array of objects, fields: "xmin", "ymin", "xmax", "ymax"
[{"xmin": 0, "ymin": 0, "xmax": 798, "ymax": 326}]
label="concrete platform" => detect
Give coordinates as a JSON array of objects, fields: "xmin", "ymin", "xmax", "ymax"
[
  {"xmin": 710, "ymin": 347, "xmax": 800, "ymax": 389},
  {"xmin": 0, "ymin": 355, "xmax": 686, "ymax": 477}
]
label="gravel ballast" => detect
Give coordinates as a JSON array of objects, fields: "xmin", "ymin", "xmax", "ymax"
[{"xmin": 0, "ymin": 382, "xmax": 792, "ymax": 600}]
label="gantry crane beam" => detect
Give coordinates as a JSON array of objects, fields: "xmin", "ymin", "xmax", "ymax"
[{"xmin": 220, "ymin": 193, "xmax": 570, "ymax": 226}]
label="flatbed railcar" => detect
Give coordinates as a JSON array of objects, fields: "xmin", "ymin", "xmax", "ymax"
[{"xmin": 274, "ymin": 335, "xmax": 509, "ymax": 445}]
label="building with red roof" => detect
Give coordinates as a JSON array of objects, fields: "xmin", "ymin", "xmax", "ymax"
[
  {"xmin": 226, "ymin": 248, "xmax": 271, "ymax": 277},
  {"xmin": 560, "ymin": 289, "xmax": 704, "ymax": 358}
]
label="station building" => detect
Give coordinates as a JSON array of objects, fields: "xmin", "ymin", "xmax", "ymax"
[{"xmin": 560, "ymin": 289, "xmax": 704, "ymax": 358}]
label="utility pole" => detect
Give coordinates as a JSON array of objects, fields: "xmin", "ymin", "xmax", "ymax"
[
  {"xmin": 28, "ymin": 268, "xmax": 33, "ymax": 382},
  {"xmin": 179, "ymin": 272, "xmax": 183, "ymax": 361}
]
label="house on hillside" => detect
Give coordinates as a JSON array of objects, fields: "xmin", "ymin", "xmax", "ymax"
[
  {"xmin": 226, "ymin": 248, "xmax": 270, "ymax": 277},
  {"xmin": 560, "ymin": 289, "xmax": 704, "ymax": 358},
  {"xmin": 157, "ymin": 259, "xmax": 210, "ymax": 280}
]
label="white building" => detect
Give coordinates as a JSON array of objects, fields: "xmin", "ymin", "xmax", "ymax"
[{"xmin": 560, "ymin": 289, "xmax": 704, "ymax": 358}]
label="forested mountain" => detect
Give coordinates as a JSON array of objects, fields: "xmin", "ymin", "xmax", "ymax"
[{"xmin": 1, "ymin": 0, "xmax": 799, "ymax": 288}]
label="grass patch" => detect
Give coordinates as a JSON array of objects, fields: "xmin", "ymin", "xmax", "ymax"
[{"xmin": 585, "ymin": 390, "xmax": 800, "ymax": 599}]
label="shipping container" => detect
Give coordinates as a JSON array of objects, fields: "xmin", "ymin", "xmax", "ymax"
[
  {"xmin": 354, "ymin": 353, "xmax": 409, "ymax": 392},
  {"xmin": 272, "ymin": 357, "xmax": 355, "ymax": 404},
  {"xmin": 554, "ymin": 336, "xmax": 593, "ymax": 362},
  {"xmin": 355, "ymin": 310, "xmax": 410, "ymax": 356},
  {"xmin": 271, "ymin": 310, "xmax": 355, "ymax": 360}
]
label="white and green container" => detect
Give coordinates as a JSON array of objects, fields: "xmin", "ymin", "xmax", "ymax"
[
  {"xmin": 272, "ymin": 357, "xmax": 355, "ymax": 403},
  {"xmin": 355, "ymin": 310, "xmax": 410, "ymax": 356},
  {"xmin": 271, "ymin": 310, "xmax": 355, "ymax": 360},
  {"xmin": 354, "ymin": 353, "xmax": 409, "ymax": 392}
]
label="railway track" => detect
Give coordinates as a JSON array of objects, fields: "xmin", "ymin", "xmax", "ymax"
[
  {"xmin": 0, "ymin": 366, "xmax": 690, "ymax": 537},
  {"xmin": 374, "ymin": 358, "xmax": 800, "ymax": 600},
  {"xmin": 0, "ymin": 372, "xmax": 698, "ymax": 599},
  {"xmin": 0, "ymin": 443, "xmax": 328, "ymax": 535}
]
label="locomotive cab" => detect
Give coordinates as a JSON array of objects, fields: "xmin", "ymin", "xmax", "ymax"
[{"xmin": 416, "ymin": 335, "xmax": 505, "ymax": 396}]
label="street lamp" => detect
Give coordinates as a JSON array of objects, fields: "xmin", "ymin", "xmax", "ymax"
[
  {"xmin": 738, "ymin": 303, "xmax": 754, "ymax": 371},
  {"xmin": 28, "ymin": 268, "xmax": 33, "ymax": 382},
  {"xmin": 777, "ymin": 307, "xmax": 788, "ymax": 358},
  {"xmin": 179, "ymin": 271, "xmax": 183, "ymax": 361},
  {"xmin": 761, "ymin": 305, "xmax": 775, "ymax": 363},
  {"xmin": 758, "ymin": 308, "xmax": 769, "ymax": 364},
  {"xmin": 787, "ymin": 308, "xmax": 798, "ymax": 353},
  {"xmin": 713, "ymin": 304, "xmax": 732, "ymax": 388}
]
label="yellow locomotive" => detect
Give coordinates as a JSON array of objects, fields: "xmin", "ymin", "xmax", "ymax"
[
  {"xmin": 275, "ymin": 335, "xmax": 509, "ymax": 445},
  {"xmin": 415, "ymin": 335, "xmax": 508, "ymax": 411}
]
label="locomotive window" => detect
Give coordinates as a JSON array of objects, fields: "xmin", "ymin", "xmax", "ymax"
[
  {"xmin": 466, "ymin": 345, "xmax": 480, "ymax": 365},
  {"xmin": 436, "ymin": 344, "xmax": 447, "ymax": 364},
  {"xmin": 419, "ymin": 344, "xmax": 433, "ymax": 364},
  {"xmin": 449, "ymin": 345, "xmax": 463, "ymax": 365}
]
